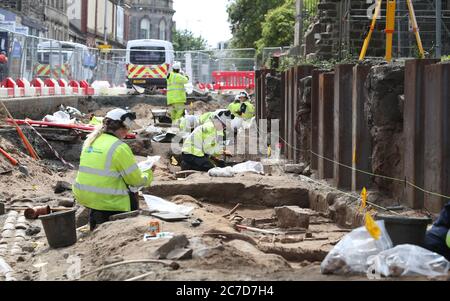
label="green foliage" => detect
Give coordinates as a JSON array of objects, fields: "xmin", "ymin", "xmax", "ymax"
[
  {"xmin": 172, "ymin": 29, "xmax": 208, "ymax": 52},
  {"xmin": 442, "ymin": 55, "xmax": 450, "ymax": 62},
  {"xmin": 227, "ymin": 0, "xmax": 280, "ymax": 49},
  {"xmin": 256, "ymin": 0, "xmax": 296, "ymax": 54}
]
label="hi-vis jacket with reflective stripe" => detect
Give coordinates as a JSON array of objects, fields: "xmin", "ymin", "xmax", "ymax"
[
  {"xmin": 167, "ymin": 72, "xmax": 189, "ymax": 105},
  {"xmin": 182, "ymin": 120, "xmax": 224, "ymax": 158},
  {"xmin": 73, "ymin": 133, "xmax": 153, "ymax": 212},
  {"xmin": 228, "ymin": 102, "xmax": 242, "ymax": 117},
  {"xmin": 242, "ymin": 101, "xmax": 255, "ymax": 120},
  {"xmin": 198, "ymin": 112, "xmax": 214, "ymax": 125}
]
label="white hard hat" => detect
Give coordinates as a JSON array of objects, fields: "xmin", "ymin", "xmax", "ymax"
[
  {"xmin": 173, "ymin": 62, "xmax": 181, "ymax": 70},
  {"xmin": 239, "ymin": 91, "xmax": 249, "ymax": 99},
  {"xmin": 105, "ymin": 108, "xmax": 138, "ymax": 130},
  {"xmin": 214, "ymin": 109, "xmax": 233, "ymax": 126},
  {"xmin": 234, "ymin": 95, "xmax": 241, "ymax": 101}
]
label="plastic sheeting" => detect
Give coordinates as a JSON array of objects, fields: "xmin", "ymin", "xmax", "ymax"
[
  {"xmin": 367, "ymin": 244, "xmax": 450, "ymax": 278},
  {"xmin": 321, "ymin": 221, "xmax": 393, "ymax": 275},
  {"xmin": 143, "ymin": 195, "xmax": 194, "ymax": 216}
]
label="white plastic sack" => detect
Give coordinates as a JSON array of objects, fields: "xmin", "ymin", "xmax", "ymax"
[
  {"xmin": 138, "ymin": 156, "xmax": 161, "ymax": 172},
  {"xmin": 231, "ymin": 117, "xmax": 243, "ymax": 131},
  {"xmin": 367, "ymin": 244, "xmax": 450, "ymax": 278},
  {"xmin": 185, "ymin": 83, "xmax": 194, "ymax": 94},
  {"xmin": 143, "ymin": 195, "xmax": 194, "ymax": 215},
  {"xmin": 43, "ymin": 111, "xmax": 74, "ymax": 124},
  {"xmin": 232, "ymin": 161, "xmax": 264, "ymax": 174},
  {"xmin": 208, "ymin": 166, "xmax": 235, "ymax": 177},
  {"xmin": 321, "ymin": 221, "xmax": 393, "ymax": 275}
]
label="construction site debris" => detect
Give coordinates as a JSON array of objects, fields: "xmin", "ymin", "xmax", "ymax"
[
  {"xmin": 367, "ymin": 244, "xmax": 450, "ymax": 278},
  {"xmin": 57, "ymin": 198, "xmax": 75, "ymax": 208},
  {"xmin": 202, "ymin": 229, "xmax": 257, "ymax": 246},
  {"xmin": 321, "ymin": 221, "xmax": 393, "ymax": 275},
  {"xmin": 222, "ymin": 203, "xmax": 242, "ymax": 218},
  {"xmin": 25, "ymin": 226, "xmax": 41, "ymax": 236},
  {"xmin": 154, "ymin": 235, "xmax": 190, "ymax": 259},
  {"xmin": 284, "ymin": 163, "xmax": 307, "ymax": 174},
  {"xmin": 274, "ymin": 206, "xmax": 316, "ymax": 229},
  {"xmin": 109, "ymin": 211, "xmax": 140, "ymax": 222},
  {"xmin": 54, "ymin": 181, "xmax": 72, "ymax": 194},
  {"xmin": 151, "ymin": 212, "xmax": 189, "ymax": 222},
  {"xmin": 24, "ymin": 205, "xmax": 51, "ymax": 220},
  {"xmin": 75, "ymin": 206, "xmax": 89, "ymax": 228},
  {"xmin": 166, "ymin": 248, "xmax": 193, "ymax": 261}
]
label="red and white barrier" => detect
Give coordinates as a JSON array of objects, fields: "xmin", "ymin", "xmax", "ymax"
[
  {"xmin": 80, "ymin": 80, "xmax": 94, "ymax": 96},
  {"xmin": 0, "ymin": 77, "xmax": 123, "ymax": 99},
  {"xmin": 16, "ymin": 78, "xmax": 36, "ymax": 97}
]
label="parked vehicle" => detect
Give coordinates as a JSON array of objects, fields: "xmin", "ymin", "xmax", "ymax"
[{"xmin": 126, "ymin": 39, "xmax": 174, "ymax": 89}]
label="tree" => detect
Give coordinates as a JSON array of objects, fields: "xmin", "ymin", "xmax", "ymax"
[
  {"xmin": 256, "ymin": 0, "xmax": 296, "ymax": 53},
  {"xmin": 172, "ymin": 29, "xmax": 208, "ymax": 51},
  {"xmin": 227, "ymin": 0, "xmax": 280, "ymax": 49}
]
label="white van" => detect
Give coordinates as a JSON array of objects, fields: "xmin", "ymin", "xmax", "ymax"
[
  {"xmin": 35, "ymin": 41, "xmax": 94, "ymax": 82},
  {"xmin": 126, "ymin": 39, "xmax": 174, "ymax": 89}
]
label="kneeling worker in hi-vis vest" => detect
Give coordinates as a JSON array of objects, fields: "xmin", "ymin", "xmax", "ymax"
[
  {"xmin": 181, "ymin": 110, "xmax": 233, "ymax": 172},
  {"xmin": 424, "ymin": 201, "xmax": 450, "ymax": 260},
  {"xmin": 73, "ymin": 108, "xmax": 154, "ymax": 231},
  {"xmin": 167, "ymin": 61, "xmax": 189, "ymax": 124}
]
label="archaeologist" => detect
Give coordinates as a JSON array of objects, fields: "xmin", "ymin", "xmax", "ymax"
[
  {"xmin": 181, "ymin": 110, "xmax": 233, "ymax": 172},
  {"xmin": 0, "ymin": 51, "xmax": 8, "ymax": 82},
  {"xmin": 166, "ymin": 62, "xmax": 189, "ymax": 124},
  {"xmin": 424, "ymin": 202, "xmax": 450, "ymax": 260},
  {"xmin": 228, "ymin": 95, "xmax": 243, "ymax": 117},
  {"xmin": 238, "ymin": 91, "xmax": 255, "ymax": 121},
  {"xmin": 73, "ymin": 108, "xmax": 154, "ymax": 231}
]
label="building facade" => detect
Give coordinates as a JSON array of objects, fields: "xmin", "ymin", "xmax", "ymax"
[
  {"xmin": 67, "ymin": 0, "xmax": 130, "ymax": 48},
  {"xmin": 128, "ymin": 0, "xmax": 175, "ymax": 42},
  {"xmin": 0, "ymin": 0, "xmax": 69, "ymax": 39}
]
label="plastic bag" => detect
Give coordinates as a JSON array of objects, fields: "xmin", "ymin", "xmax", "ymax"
[
  {"xmin": 185, "ymin": 83, "xmax": 194, "ymax": 94},
  {"xmin": 321, "ymin": 221, "xmax": 393, "ymax": 275},
  {"xmin": 367, "ymin": 244, "xmax": 450, "ymax": 278},
  {"xmin": 232, "ymin": 161, "xmax": 264, "ymax": 175},
  {"xmin": 43, "ymin": 111, "xmax": 73, "ymax": 124},
  {"xmin": 208, "ymin": 166, "xmax": 235, "ymax": 178},
  {"xmin": 143, "ymin": 195, "xmax": 194, "ymax": 215}
]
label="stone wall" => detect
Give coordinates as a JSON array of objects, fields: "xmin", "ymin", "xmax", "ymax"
[
  {"xmin": 307, "ymin": 0, "xmax": 450, "ymax": 60},
  {"xmin": 365, "ymin": 63, "xmax": 405, "ymax": 202}
]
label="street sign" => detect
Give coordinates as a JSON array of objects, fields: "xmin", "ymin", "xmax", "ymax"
[
  {"xmin": 98, "ymin": 44, "xmax": 112, "ymax": 53},
  {"xmin": 98, "ymin": 44, "xmax": 112, "ymax": 49},
  {"xmin": 15, "ymin": 26, "xmax": 29, "ymax": 35},
  {"xmin": 0, "ymin": 21, "xmax": 15, "ymax": 32}
]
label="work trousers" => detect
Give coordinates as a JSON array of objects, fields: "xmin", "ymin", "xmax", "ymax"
[
  {"xmin": 89, "ymin": 192, "xmax": 139, "ymax": 231},
  {"xmin": 181, "ymin": 153, "xmax": 225, "ymax": 172}
]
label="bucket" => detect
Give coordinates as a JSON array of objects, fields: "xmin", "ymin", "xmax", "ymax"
[
  {"xmin": 39, "ymin": 209, "xmax": 77, "ymax": 249},
  {"xmin": 377, "ymin": 215, "xmax": 432, "ymax": 247}
]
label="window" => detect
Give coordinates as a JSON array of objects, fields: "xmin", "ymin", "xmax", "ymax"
[
  {"xmin": 130, "ymin": 46, "xmax": 166, "ymax": 65},
  {"xmin": 140, "ymin": 18, "xmax": 151, "ymax": 39},
  {"xmin": 159, "ymin": 19, "xmax": 166, "ymax": 40}
]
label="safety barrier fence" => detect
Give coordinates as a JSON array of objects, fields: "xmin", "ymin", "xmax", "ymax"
[
  {"xmin": 256, "ymin": 59, "xmax": 450, "ymax": 214},
  {"xmin": 0, "ymin": 26, "xmax": 258, "ymax": 98}
]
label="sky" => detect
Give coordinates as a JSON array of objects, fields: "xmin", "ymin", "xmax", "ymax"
[{"xmin": 173, "ymin": 0, "xmax": 233, "ymax": 48}]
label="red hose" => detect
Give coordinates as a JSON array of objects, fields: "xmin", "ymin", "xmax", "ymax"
[
  {"xmin": 0, "ymin": 147, "xmax": 18, "ymax": 166},
  {"xmin": 7, "ymin": 119, "xmax": 136, "ymax": 139}
]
